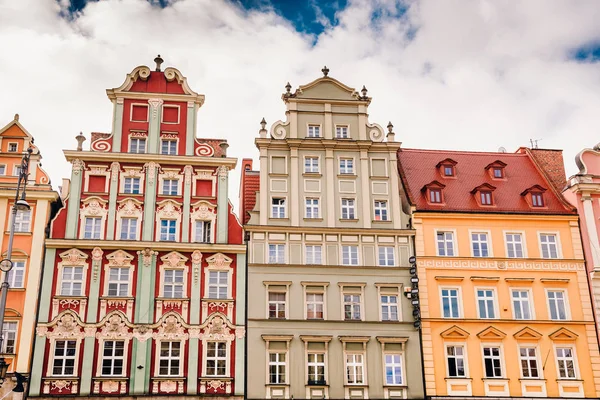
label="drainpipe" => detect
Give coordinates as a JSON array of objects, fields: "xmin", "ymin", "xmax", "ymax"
[{"xmin": 244, "ymin": 231, "xmax": 249, "ymax": 400}]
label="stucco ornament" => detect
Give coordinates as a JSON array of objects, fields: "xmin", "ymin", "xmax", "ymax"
[
  {"xmin": 91, "ymin": 247, "xmax": 104, "ymax": 262},
  {"xmin": 183, "ymin": 165, "xmax": 193, "ymax": 185},
  {"xmin": 367, "ymin": 123, "xmax": 385, "ymax": 142},
  {"xmin": 133, "ymin": 325, "xmax": 153, "ymax": 342},
  {"xmin": 270, "ymin": 120, "xmax": 289, "ymax": 139},
  {"xmin": 200, "ymin": 315, "xmax": 234, "ymax": 341},
  {"xmin": 156, "ymin": 200, "xmax": 181, "ymax": 219},
  {"xmin": 206, "ymin": 253, "xmax": 232, "ymax": 268},
  {"xmin": 118, "ymin": 199, "xmax": 143, "ymax": 216},
  {"xmin": 110, "ymin": 162, "xmax": 120, "ymax": 182},
  {"xmin": 195, "ymin": 143, "xmax": 215, "ymax": 157},
  {"xmin": 191, "ymin": 201, "xmax": 216, "ymax": 221},
  {"xmin": 96, "ymin": 313, "xmax": 132, "ymax": 340},
  {"xmin": 217, "ymin": 166, "xmax": 229, "ymax": 181},
  {"xmin": 148, "ymin": 98, "xmax": 164, "ymax": 118},
  {"xmin": 71, "ymin": 159, "xmax": 85, "ymax": 175},
  {"xmin": 59, "ymin": 248, "xmax": 89, "ymax": 265},
  {"xmin": 102, "ymin": 381, "xmax": 119, "ymax": 393},
  {"xmin": 153, "ymin": 314, "xmax": 189, "ymax": 340},
  {"xmin": 207, "ymin": 380, "xmax": 225, "ymax": 391},
  {"xmin": 51, "ymin": 380, "xmax": 71, "ymax": 392},
  {"xmin": 107, "ymin": 249, "xmax": 134, "ymax": 266},
  {"xmin": 192, "ymin": 250, "xmax": 203, "ymax": 284},
  {"xmin": 161, "ymin": 381, "xmax": 177, "ymax": 393},
  {"xmin": 144, "ymin": 162, "xmax": 159, "ymax": 185},
  {"xmin": 81, "ymin": 197, "xmax": 108, "ymax": 216},
  {"xmin": 162, "ymin": 251, "xmax": 187, "ymax": 268},
  {"xmin": 92, "ymin": 247, "xmax": 103, "ymax": 282},
  {"xmin": 91, "ymin": 138, "xmax": 112, "ymax": 152},
  {"xmin": 43, "ymin": 312, "xmax": 88, "ymax": 339},
  {"xmin": 137, "ymin": 248, "xmax": 157, "ymax": 268}
]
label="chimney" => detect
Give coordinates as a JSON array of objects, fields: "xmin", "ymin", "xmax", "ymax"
[{"xmin": 527, "ymin": 148, "xmax": 567, "ymax": 193}]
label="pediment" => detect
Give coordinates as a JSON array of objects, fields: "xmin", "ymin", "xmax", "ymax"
[
  {"xmin": 436, "ymin": 158, "xmax": 458, "ymax": 168},
  {"xmin": 0, "ymin": 117, "xmax": 32, "ymax": 139},
  {"xmin": 106, "ymin": 250, "xmax": 135, "ymax": 266},
  {"xmin": 421, "ymin": 180, "xmax": 446, "ymax": 192},
  {"xmin": 206, "ymin": 253, "xmax": 233, "ymax": 268},
  {"xmin": 59, "ymin": 248, "xmax": 89, "ymax": 265},
  {"xmin": 484, "ymin": 160, "xmax": 507, "ymax": 170},
  {"xmin": 160, "ymin": 251, "xmax": 188, "ymax": 268},
  {"xmin": 470, "ymin": 183, "xmax": 497, "ymax": 194},
  {"xmin": 520, "ymin": 184, "xmax": 547, "ymax": 196},
  {"xmin": 513, "ymin": 327, "xmax": 542, "ymax": 340},
  {"xmin": 549, "ymin": 327, "xmax": 578, "ymax": 341},
  {"xmin": 294, "ymin": 76, "xmax": 361, "ymax": 102},
  {"xmin": 440, "ymin": 325, "xmax": 469, "ymax": 339},
  {"xmin": 477, "ymin": 326, "xmax": 506, "ymax": 340}
]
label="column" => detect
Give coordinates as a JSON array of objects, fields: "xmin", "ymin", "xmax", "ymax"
[
  {"xmin": 28, "ymin": 248, "xmax": 57, "ymax": 397},
  {"xmin": 217, "ymin": 166, "xmax": 229, "ymax": 244},
  {"xmin": 106, "ymin": 162, "xmax": 120, "ymax": 240},
  {"xmin": 259, "ymin": 148, "xmax": 268, "ymax": 225},
  {"xmin": 185, "ymin": 101, "xmax": 196, "ymax": 155},
  {"xmin": 325, "ymin": 148, "xmax": 335, "ymax": 226},
  {"xmin": 142, "ymin": 163, "xmax": 158, "ymax": 241},
  {"xmin": 359, "ymin": 149, "xmax": 371, "ymax": 228},
  {"xmin": 182, "ymin": 166, "xmax": 193, "ymax": 242},
  {"xmin": 234, "ymin": 253, "xmax": 246, "ymax": 396},
  {"xmin": 65, "ymin": 160, "xmax": 85, "ymax": 239},
  {"xmin": 147, "ymin": 98, "xmax": 163, "ymax": 154},
  {"xmin": 389, "ymin": 152, "xmax": 402, "ymax": 230},
  {"xmin": 112, "ymin": 98, "xmax": 124, "ymax": 153},
  {"xmin": 290, "ymin": 147, "xmax": 299, "ymax": 226}
]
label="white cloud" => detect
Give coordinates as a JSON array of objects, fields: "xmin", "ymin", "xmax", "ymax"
[{"xmin": 1, "ymin": 0, "xmax": 600, "ymax": 211}]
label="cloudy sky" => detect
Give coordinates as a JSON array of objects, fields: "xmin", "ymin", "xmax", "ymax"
[{"xmin": 2, "ymin": 0, "xmax": 600, "ymax": 208}]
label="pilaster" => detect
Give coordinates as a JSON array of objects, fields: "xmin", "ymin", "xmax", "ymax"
[
  {"xmin": 106, "ymin": 162, "xmax": 120, "ymax": 240},
  {"xmin": 234, "ymin": 253, "xmax": 246, "ymax": 396},
  {"xmin": 185, "ymin": 101, "xmax": 195, "ymax": 156},
  {"xmin": 217, "ymin": 166, "xmax": 229, "ymax": 244},
  {"xmin": 324, "ymin": 103, "xmax": 333, "ymax": 139},
  {"xmin": 389, "ymin": 152, "xmax": 402, "ymax": 229},
  {"xmin": 135, "ymin": 249, "xmax": 157, "ymax": 323},
  {"xmin": 142, "ymin": 163, "xmax": 158, "ymax": 241},
  {"xmin": 112, "ymin": 98, "xmax": 124, "ymax": 153},
  {"xmin": 359, "ymin": 149, "xmax": 371, "ymax": 229},
  {"xmin": 259, "ymin": 148, "xmax": 268, "ymax": 225},
  {"xmin": 187, "ymin": 338, "xmax": 199, "ymax": 395},
  {"xmin": 325, "ymin": 148, "xmax": 335, "ymax": 226},
  {"xmin": 290, "ymin": 146, "xmax": 299, "ymax": 226},
  {"xmin": 583, "ymin": 196, "xmax": 600, "ymax": 266},
  {"xmin": 147, "ymin": 98, "xmax": 163, "ymax": 154},
  {"xmin": 182, "ymin": 165, "xmax": 193, "ymax": 242},
  {"xmin": 289, "ymin": 103, "xmax": 298, "ymax": 139},
  {"xmin": 79, "ymin": 337, "xmax": 95, "ymax": 395},
  {"xmin": 65, "ymin": 159, "xmax": 85, "ymax": 239}
]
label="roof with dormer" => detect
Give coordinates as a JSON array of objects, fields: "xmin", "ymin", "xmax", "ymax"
[{"xmin": 398, "ymin": 148, "xmax": 575, "ymax": 214}]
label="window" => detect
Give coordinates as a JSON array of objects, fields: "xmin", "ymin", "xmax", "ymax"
[
  {"xmin": 160, "ymin": 219, "xmax": 177, "ymax": 241},
  {"xmin": 268, "ymin": 292, "xmax": 286, "ymax": 319},
  {"xmin": 446, "ymin": 345, "xmax": 466, "ymax": 377},
  {"xmin": 8, "ymin": 143, "xmax": 17, "ymax": 152},
  {"xmin": 441, "ymin": 288, "xmax": 460, "ymax": 318},
  {"xmin": 532, "ymin": 193, "xmax": 544, "ymax": 207},
  {"xmin": 306, "ymin": 293, "xmax": 324, "ymax": 319},
  {"xmin": 271, "ymin": 198, "xmax": 286, "ymax": 218},
  {"xmin": 443, "ymin": 165, "xmax": 454, "ymax": 177},
  {"xmin": 437, "ymin": 232, "xmax": 455, "ymax": 256},
  {"xmin": 2, "ymin": 322, "xmax": 17, "ymax": 353},
  {"xmin": 305, "ymin": 198, "xmax": 320, "ymax": 218},
  {"xmin": 61, "ymin": 266, "xmax": 84, "ymax": 296},
  {"xmin": 343, "ymin": 294, "xmax": 361, "ymax": 320},
  {"xmin": 269, "ymin": 352, "xmax": 286, "ymax": 384},
  {"xmin": 107, "ymin": 268, "xmax": 129, "ymax": 296},
  {"xmin": 336, "ymin": 125, "xmax": 349, "ymax": 138},
  {"xmin": 519, "ymin": 347, "xmax": 539, "ymax": 378},
  {"xmin": 84, "ymin": 217, "xmax": 102, "ymax": 239},
  {"xmin": 161, "ymin": 139, "xmax": 177, "ymax": 155},
  {"xmin": 307, "ymin": 353, "xmax": 326, "ymax": 384},
  {"xmin": 492, "ymin": 167, "xmax": 503, "ymax": 178},
  {"xmin": 540, "ymin": 234, "xmax": 558, "ymax": 259},
  {"xmin": 341, "ymin": 198, "xmax": 355, "ymax": 219},
  {"xmin": 305, "ymin": 245, "xmax": 322, "ymax": 265},
  {"xmin": 52, "ymin": 340, "xmax": 77, "ymax": 376},
  {"xmin": 483, "ymin": 347, "xmax": 502, "ymax": 377},
  {"xmin": 14, "ymin": 210, "xmax": 30, "ymax": 232},
  {"xmin": 429, "ymin": 189, "xmax": 442, "ymax": 203},
  {"xmin": 512, "ymin": 290, "xmax": 532, "ymax": 320},
  {"xmin": 339, "ymin": 158, "xmax": 354, "ymax": 174},
  {"xmin": 208, "ymin": 271, "xmax": 228, "ymax": 299},
  {"xmin": 342, "ymin": 245, "xmax": 359, "ymax": 266},
  {"xmin": 346, "ymin": 354, "xmax": 364, "ymax": 384},
  {"xmin": 556, "ymin": 347, "xmax": 576, "ymax": 379},
  {"xmin": 163, "ymin": 270, "xmax": 184, "ymax": 298},
  {"xmin": 307, "ymin": 125, "xmax": 321, "ymax": 138},
  {"xmin": 480, "ymin": 191, "xmax": 492, "ymax": 205},
  {"xmin": 13, "ymin": 165, "xmax": 22, "ymax": 177},
  {"xmin": 471, "ymin": 232, "xmax": 489, "ymax": 257},
  {"xmin": 120, "ymin": 218, "xmax": 138, "ymax": 240},
  {"xmin": 123, "ymin": 177, "xmax": 141, "ymax": 194},
  {"xmin": 374, "ymin": 200, "xmax": 388, "ymax": 221},
  {"xmin": 547, "ymin": 290, "xmax": 568, "ymax": 320},
  {"xmin": 305, "ymin": 157, "xmax": 319, "ymax": 173},
  {"xmin": 7, "ymin": 261, "xmax": 24, "ymax": 288},
  {"xmin": 476, "ymin": 289, "xmax": 496, "ymax": 319},
  {"xmin": 378, "ymin": 247, "xmax": 395, "ymax": 266},
  {"xmin": 0, "ymin": 165, "xmax": 5, "ymax": 175},
  {"xmin": 194, "ymin": 220, "xmax": 212, "ymax": 243},
  {"xmin": 162, "ymin": 179, "xmax": 178, "ymax": 195},
  {"xmin": 158, "ymin": 341, "xmax": 181, "ymax": 376},
  {"xmin": 101, "ymin": 340, "xmax": 125, "ymax": 376},
  {"xmin": 506, "ymin": 233, "xmax": 524, "ymax": 258},
  {"xmin": 385, "ymin": 354, "xmax": 403, "ymax": 385},
  {"xmin": 129, "ymin": 138, "xmax": 146, "ymax": 153},
  {"xmin": 206, "ymin": 342, "xmax": 227, "ymax": 376},
  {"xmin": 268, "ymin": 244, "xmax": 285, "ymax": 264},
  {"xmin": 381, "ymin": 295, "xmax": 399, "ymax": 321}
]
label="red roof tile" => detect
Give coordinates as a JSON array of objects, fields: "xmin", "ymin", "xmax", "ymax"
[
  {"xmin": 240, "ymin": 159, "xmax": 259, "ymax": 225},
  {"xmin": 397, "ymin": 148, "xmax": 574, "ymax": 214}
]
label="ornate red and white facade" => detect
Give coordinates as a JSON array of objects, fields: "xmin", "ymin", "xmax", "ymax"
[{"xmin": 28, "ymin": 58, "xmax": 246, "ymax": 399}]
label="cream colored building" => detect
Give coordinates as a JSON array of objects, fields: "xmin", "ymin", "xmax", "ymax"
[{"xmin": 242, "ymin": 68, "xmax": 424, "ymax": 399}]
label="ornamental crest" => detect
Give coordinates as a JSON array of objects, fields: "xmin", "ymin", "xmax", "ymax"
[
  {"xmin": 59, "ymin": 248, "xmax": 88, "ymax": 265},
  {"xmin": 43, "ymin": 312, "xmax": 91, "ymax": 339},
  {"xmin": 106, "ymin": 250, "xmax": 134, "ymax": 266},
  {"xmin": 161, "ymin": 251, "xmax": 188, "ymax": 268},
  {"xmin": 96, "ymin": 313, "xmax": 132, "ymax": 340},
  {"xmin": 117, "ymin": 198, "xmax": 143, "ymax": 216},
  {"xmin": 206, "ymin": 253, "xmax": 233, "ymax": 269},
  {"xmin": 133, "ymin": 325, "xmax": 153, "ymax": 342},
  {"xmin": 91, "ymin": 247, "xmax": 104, "ymax": 262},
  {"xmin": 200, "ymin": 315, "xmax": 234, "ymax": 341},
  {"xmin": 153, "ymin": 314, "xmax": 189, "ymax": 340},
  {"xmin": 191, "ymin": 201, "xmax": 216, "ymax": 221},
  {"xmin": 81, "ymin": 196, "xmax": 108, "ymax": 216},
  {"xmin": 110, "ymin": 162, "xmax": 120, "ymax": 182},
  {"xmin": 156, "ymin": 200, "xmax": 181, "ymax": 219},
  {"xmin": 138, "ymin": 249, "xmax": 157, "ymax": 268}
]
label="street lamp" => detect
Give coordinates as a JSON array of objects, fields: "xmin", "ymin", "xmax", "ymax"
[{"xmin": 0, "ymin": 147, "xmax": 32, "ymax": 383}]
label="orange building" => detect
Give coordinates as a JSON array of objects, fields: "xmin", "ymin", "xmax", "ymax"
[
  {"xmin": 0, "ymin": 115, "xmax": 58, "ymax": 389},
  {"xmin": 398, "ymin": 147, "xmax": 600, "ymax": 398}
]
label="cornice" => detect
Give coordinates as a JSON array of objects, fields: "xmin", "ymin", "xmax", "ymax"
[
  {"xmin": 244, "ymin": 224, "xmax": 415, "ymax": 235},
  {"xmin": 63, "ymin": 150, "xmax": 237, "ymax": 169},
  {"xmin": 108, "ymin": 92, "xmax": 205, "ymax": 105},
  {"xmin": 0, "ymin": 189, "xmax": 58, "ymax": 200},
  {"xmin": 45, "ymin": 239, "xmax": 246, "ymax": 253},
  {"xmin": 254, "ymin": 138, "xmax": 401, "ymax": 151},
  {"xmin": 412, "ymin": 212, "xmax": 578, "ymax": 221}
]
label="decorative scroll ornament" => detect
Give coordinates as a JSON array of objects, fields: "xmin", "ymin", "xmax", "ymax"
[
  {"xmin": 110, "ymin": 162, "xmax": 120, "ymax": 182},
  {"xmin": 156, "ymin": 200, "xmax": 181, "ymax": 219},
  {"xmin": 148, "ymin": 98, "xmax": 163, "ymax": 119},
  {"xmin": 207, "ymin": 380, "xmax": 225, "ymax": 391},
  {"xmin": 217, "ymin": 166, "xmax": 229, "ymax": 181},
  {"xmin": 91, "ymin": 138, "xmax": 112, "ymax": 152},
  {"xmin": 81, "ymin": 197, "xmax": 108, "ymax": 216},
  {"xmin": 138, "ymin": 249, "xmax": 157, "ymax": 268},
  {"xmin": 118, "ymin": 198, "xmax": 143, "ymax": 216},
  {"xmin": 41, "ymin": 312, "xmax": 92, "ymax": 339},
  {"xmin": 206, "ymin": 253, "xmax": 233, "ymax": 268},
  {"xmin": 195, "ymin": 143, "xmax": 215, "ymax": 157},
  {"xmin": 270, "ymin": 120, "xmax": 289, "ymax": 140},
  {"xmin": 144, "ymin": 162, "xmax": 159, "ymax": 185},
  {"xmin": 183, "ymin": 165, "xmax": 193, "ymax": 185},
  {"xmin": 59, "ymin": 248, "xmax": 89, "ymax": 265},
  {"xmin": 96, "ymin": 313, "xmax": 132, "ymax": 340},
  {"xmin": 200, "ymin": 315, "xmax": 235, "ymax": 341},
  {"xmin": 367, "ymin": 123, "xmax": 385, "ymax": 142},
  {"xmin": 51, "ymin": 380, "xmax": 71, "ymax": 393},
  {"xmin": 133, "ymin": 325, "xmax": 153, "ymax": 342},
  {"xmin": 191, "ymin": 250, "xmax": 203, "ymax": 284},
  {"xmin": 191, "ymin": 201, "xmax": 216, "ymax": 221},
  {"xmin": 153, "ymin": 314, "xmax": 189, "ymax": 340},
  {"xmin": 72, "ymin": 159, "xmax": 85, "ymax": 175}
]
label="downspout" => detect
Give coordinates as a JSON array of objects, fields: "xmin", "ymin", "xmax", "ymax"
[{"xmin": 244, "ymin": 230, "xmax": 249, "ymax": 400}]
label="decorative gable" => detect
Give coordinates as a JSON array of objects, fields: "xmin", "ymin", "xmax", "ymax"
[
  {"xmin": 59, "ymin": 248, "xmax": 89, "ymax": 265},
  {"xmin": 440, "ymin": 325, "xmax": 470, "ymax": 340},
  {"xmin": 105, "ymin": 250, "xmax": 135, "ymax": 266},
  {"xmin": 160, "ymin": 251, "xmax": 188, "ymax": 268},
  {"xmin": 513, "ymin": 327, "xmax": 542, "ymax": 341},
  {"xmin": 549, "ymin": 327, "xmax": 578, "ymax": 341},
  {"xmin": 477, "ymin": 326, "xmax": 506, "ymax": 341}
]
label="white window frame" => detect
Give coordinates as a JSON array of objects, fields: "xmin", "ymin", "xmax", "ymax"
[
  {"xmin": 307, "ymin": 351, "xmax": 327, "ymax": 385},
  {"xmin": 1, "ymin": 321, "xmax": 18, "ymax": 354},
  {"xmin": 205, "ymin": 341, "xmax": 229, "ymax": 377},
  {"xmin": 475, "ymin": 287, "xmax": 498, "ymax": 319},
  {"xmin": 445, "ymin": 343, "xmax": 468, "ymax": 378},
  {"xmin": 518, "ymin": 345, "xmax": 542, "ymax": 379},
  {"xmin": 504, "ymin": 231, "xmax": 526, "ymax": 258},
  {"xmin": 159, "ymin": 219, "xmax": 177, "ymax": 241},
  {"xmin": 0, "ymin": 164, "xmax": 6, "ymax": 175},
  {"xmin": 49, "ymin": 339, "xmax": 79, "ymax": 376},
  {"xmin": 378, "ymin": 246, "xmax": 395, "ymax": 267},
  {"xmin": 60, "ymin": 266, "xmax": 85, "ymax": 296},
  {"xmin": 304, "ymin": 156, "xmax": 320, "ymax": 173},
  {"xmin": 7, "ymin": 260, "xmax": 25, "ymax": 288},
  {"xmin": 383, "ymin": 352, "xmax": 404, "ymax": 385},
  {"xmin": 161, "ymin": 105, "xmax": 181, "ymax": 124},
  {"xmin": 440, "ymin": 286, "xmax": 462, "ymax": 318},
  {"xmin": 374, "ymin": 200, "xmax": 389, "ymax": 221},
  {"xmin": 335, "ymin": 125, "xmax": 349, "ymax": 139},
  {"xmin": 539, "ymin": 232, "xmax": 561, "ymax": 259},
  {"xmin": 305, "ymin": 197, "xmax": 320, "ymax": 219},
  {"xmin": 470, "ymin": 230, "xmax": 492, "ymax": 257},
  {"xmin": 268, "ymin": 350, "xmax": 288, "ymax": 384},
  {"xmin": 345, "ymin": 353, "xmax": 366, "ymax": 385},
  {"xmin": 128, "ymin": 137, "xmax": 147, "ymax": 154},
  {"xmin": 83, "ymin": 216, "xmax": 102, "ymax": 239},
  {"xmin": 511, "ymin": 288, "xmax": 534, "ymax": 320},
  {"xmin": 307, "ymin": 124, "xmax": 322, "ymax": 138},
  {"xmin": 7, "ymin": 142, "xmax": 18, "ymax": 153},
  {"xmin": 340, "ymin": 286, "xmax": 365, "ymax": 321},
  {"xmin": 99, "ymin": 340, "xmax": 126, "ymax": 377},
  {"xmin": 271, "ymin": 197, "xmax": 286, "ymax": 219},
  {"xmin": 161, "ymin": 178, "xmax": 179, "ymax": 196},
  {"xmin": 14, "ymin": 209, "xmax": 31, "ymax": 232},
  {"xmin": 339, "ymin": 157, "xmax": 355, "ymax": 175},
  {"xmin": 268, "ymin": 244, "xmax": 285, "ymax": 264},
  {"xmin": 341, "ymin": 198, "xmax": 356, "ymax": 220},
  {"xmin": 481, "ymin": 344, "xmax": 504, "ymax": 378},
  {"xmin": 130, "ymin": 103, "xmax": 149, "ymax": 122},
  {"xmin": 156, "ymin": 340, "xmax": 183, "ymax": 377},
  {"xmin": 305, "ymin": 245, "xmax": 322, "ymax": 265},
  {"xmin": 160, "ymin": 138, "xmax": 178, "ymax": 155},
  {"xmin": 123, "ymin": 177, "xmax": 142, "ymax": 194},
  {"xmin": 546, "ymin": 289, "xmax": 570, "ymax": 320},
  {"xmin": 119, "ymin": 217, "xmax": 138, "ymax": 240},
  {"xmin": 161, "ymin": 268, "xmax": 186, "ymax": 298},
  {"xmin": 106, "ymin": 267, "xmax": 130, "ymax": 297},
  {"xmin": 379, "ymin": 293, "xmax": 399, "ymax": 322},
  {"xmin": 341, "ymin": 245, "xmax": 359, "ymax": 266},
  {"xmin": 267, "ymin": 290, "xmax": 288, "ymax": 320},
  {"xmin": 207, "ymin": 270, "xmax": 229, "ymax": 300},
  {"xmin": 554, "ymin": 345, "xmax": 579, "ymax": 380},
  {"xmin": 305, "ymin": 291, "xmax": 325, "ymax": 320},
  {"xmin": 435, "ymin": 229, "xmax": 457, "ymax": 257},
  {"xmin": 194, "ymin": 220, "xmax": 213, "ymax": 244}
]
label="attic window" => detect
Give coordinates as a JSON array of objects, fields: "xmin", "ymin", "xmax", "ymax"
[
  {"xmin": 532, "ymin": 192, "xmax": 544, "ymax": 207},
  {"xmin": 422, "ymin": 181, "xmax": 446, "ymax": 205},
  {"xmin": 485, "ymin": 160, "xmax": 507, "ymax": 180},
  {"xmin": 7, "ymin": 143, "xmax": 17, "ymax": 153},
  {"xmin": 492, "ymin": 168, "xmax": 503, "ymax": 178},
  {"xmin": 436, "ymin": 158, "xmax": 458, "ymax": 178},
  {"xmin": 443, "ymin": 165, "xmax": 454, "ymax": 177},
  {"xmin": 480, "ymin": 191, "xmax": 493, "ymax": 205},
  {"xmin": 430, "ymin": 189, "xmax": 442, "ymax": 203},
  {"xmin": 520, "ymin": 185, "xmax": 547, "ymax": 209},
  {"xmin": 471, "ymin": 184, "xmax": 496, "ymax": 207}
]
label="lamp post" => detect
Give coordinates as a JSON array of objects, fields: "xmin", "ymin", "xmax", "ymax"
[{"xmin": 0, "ymin": 147, "xmax": 32, "ymax": 383}]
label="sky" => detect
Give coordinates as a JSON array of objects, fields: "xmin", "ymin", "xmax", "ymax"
[{"xmin": 2, "ymin": 0, "xmax": 600, "ymax": 211}]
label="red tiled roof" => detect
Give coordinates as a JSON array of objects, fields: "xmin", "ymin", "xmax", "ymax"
[
  {"xmin": 240, "ymin": 159, "xmax": 259, "ymax": 225},
  {"xmin": 397, "ymin": 148, "xmax": 574, "ymax": 214}
]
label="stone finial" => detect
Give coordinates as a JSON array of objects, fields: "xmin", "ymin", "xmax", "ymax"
[
  {"xmin": 321, "ymin": 66, "xmax": 329, "ymax": 76},
  {"xmin": 361, "ymin": 85, "xmax": 368, "ymax": 99},
  {"xmin": 219, "ymin": 141, "xmax": 229, "ymax": 157},
  {"xmin": 285, "ymin": 82, "xmax": 292, "ymax": 96},
  {"xmin": 386, "ymin": 122, "xmax": 395, "ymax": 142},
  {"xmin": 75, "ymin": 132, "xmax": 86, "ymax": 151},
  {"xmin": 259, "ymin": 118, "xmax": 267, "ymax": 138},
  {"xmin": 13, "ymin": 114, "xmax": 19, "ymax": 122},
  {"xmin": 154, "ymin": 54, "xmax": 164, "ymax": 72},
  {"xmin": 387, "ymin": 121, "xmax": 393, "ymax": 133}
]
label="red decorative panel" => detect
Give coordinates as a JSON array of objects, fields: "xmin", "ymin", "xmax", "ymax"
[
  {"xmin": 196, "ymin": 180, "xmax": 212, "ymax": 197},
  {"xmin": 88, "ymin": 175, "xmax": 106, "ymax": 193},
  {"xmin": 131, "ymin": 105, "xmax": 148, "ymax": 122},
  {"xmin": 163, "ymin": 106, "xmax": 179, "ymax": 123}
]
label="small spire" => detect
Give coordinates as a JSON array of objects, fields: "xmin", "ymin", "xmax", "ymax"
[
  {"xmin": 13, "ymin": 114, "xmax": 19, "ymax": 122},
  {"xmin": 219, "ymin": 141, "xmax": 229, "ymax": 157},
  {"xmin": 154, "ymin": 54, "xmax": 164, "ymax": 72},
  {"xmin": 75, "ymin": 131, "xmax": 86, "ymax": 151},
  {"xmin": 285, "ymin": 82, "xmax": 292, "ymax": 96},
  {"xmin": 361, "ymin": 85, "xmax": 368, "ymax": 99},
  {"xmin": 259, "ymin": 118, "xmax": 268, "ymax": 139},
  {"xmin": 260, "ymin": 118, "xmax": 267, "ymax": 130},
  {"xmin": 387, "ymin": 121, "xmax": 394, "ymax": 133},
  {"xmin": 321, "ymin": 66, "xmax": 329, "ymax": 76}
]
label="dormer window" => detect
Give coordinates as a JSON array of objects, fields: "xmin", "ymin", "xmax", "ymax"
[
  {"xmin": 521, "ymin": 185, "xmax": 547, "ymax": 208},
  {"xmin": 480, "ymin": 191, "xmax": 493, "ymax": 205},
  {"xmin": 471, "ymin": 183, "xmax": 496, "ymax": 207},
  {"xmin": 422, "ymin": 181, "xmax": 446, "ymax": 205},
  {"xmin": 532, "ymin": 192, "xmax": 544, "ymax": 207},
  {"xmin": 430, "ymin": 189, "xmax": 442, "ymax": 203},
  {"xmin": 436, "ymin": 158, "xmax": 458, "ymax": 178},
  {"xmin": 485, "ymin": 160, "xmax": 507, "ymax": 180}
]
